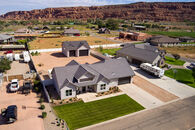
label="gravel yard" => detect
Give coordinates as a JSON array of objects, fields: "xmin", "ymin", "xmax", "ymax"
[
  {"xmin": 31, "ymin": 51, "xmax": 100, "ymax": 80},
  {"xmin": 0, "ymin": 82, "xmax": 44, "ymax": 130}
]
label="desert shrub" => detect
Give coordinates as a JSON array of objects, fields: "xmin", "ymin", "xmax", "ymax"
[
  {"xmin": 42, "ymin": 112, "xmax": 47, "ymax": 118},
  {"xmin": 39, "ymin": 104, "xmax": 45, "ymax": 110}
]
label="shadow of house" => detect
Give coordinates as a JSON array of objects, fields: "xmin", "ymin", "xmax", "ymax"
[{"xmin": 51, "ymin": 52, "xmax": 65, "ymax": 58}]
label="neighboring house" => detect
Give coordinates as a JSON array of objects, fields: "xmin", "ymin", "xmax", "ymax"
[
  {"xmin": 116, "ymin": 43, "xmax": 165, "ymax": 66},
  {"xmin": 64, "ymin": 28, "xmax": 80, "ymax": 36},
  {"xmin": 51, "ymin": 58, "xmax": 135, "ymax": 99},
  {"xmin": 148, "ymin": 35, "xmax": 181, "ymax": 46},
  {"xmin": 179, "ymin": 37, "xmax": 195, "ymax": 43},
  {"xmin": 62, "ymin": 41, "xmax": 90, "ymax": 57},
  {"xmin": 0, "ymin": 34, "xmax": 16, "ymax": 44},
  {"xmin": 15, "ymin": 28, "xmax": 31, "ymax": 34},
  {"xmin": 99, "ymin": 28, "xmax": 110, "ymax": 34},
  {"xmin": 119, "ymin": 32, "xmax": 151, "ymax": 41}
]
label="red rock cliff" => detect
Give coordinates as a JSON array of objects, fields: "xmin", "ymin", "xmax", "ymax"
[{"xmin": 1, "ymin": 2, "xmax": 195, "ymax": 22}]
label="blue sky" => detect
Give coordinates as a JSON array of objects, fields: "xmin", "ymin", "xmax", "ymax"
[{"xmin": 0, "ymin": 0, "xmax": 194, "ymax": 15}]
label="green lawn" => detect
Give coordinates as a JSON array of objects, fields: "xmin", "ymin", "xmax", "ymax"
[
  {"xmin": 147, "ymin": 31, "xmax": 195, "ymax": 38},
  {"xmin": 99, "ymin": 48, "xmax": 121, "ymax": 56},
  {"xmin": 165, "ymin": 56, "xmax": 185, "ymax": 66},
  {"xmin": 165, "ymin": 69, "xmax": 195, "ymax": 88},
  {"xmin": 53, "ymin": 94, "xmax": 144, "ymax": 130}
]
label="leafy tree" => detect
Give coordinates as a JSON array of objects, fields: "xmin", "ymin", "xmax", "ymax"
[
  {"xmin": 0, "ymin": 58, "xmax": 12, "ymax": 72},
  {"xmin": 95, "ymin": 19, "xmax": 105, "ymax": 28},
  {"xmin": 17, "ymin": 39, "xmax": 27, "ymax": 45},
  {"xmin": 172, "ymin": 54, "xmax": 181, "ymax": 60},
  {"xmin": 106, "ymin": 19, "xmax": 119, "ymax": 30}
]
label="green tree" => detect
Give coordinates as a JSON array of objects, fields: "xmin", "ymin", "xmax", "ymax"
[
  {"xmin": 106, "ymin": 19, "xmax": 119, "ymax": 30},
  {"xmin": 0, "ymin": 58, "xmax": 12, "ymax": 72},
  {"xmin": 17, "ymin": 39, "xmax": 27, "ymax": 45}
]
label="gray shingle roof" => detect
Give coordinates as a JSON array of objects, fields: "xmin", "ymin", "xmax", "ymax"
[
  {"xmin": 150, "ymin": 35, "xmax": 180, "ymax": 44},
  {"xmin": 117, "ymin": 45, "xmax": 160, "ymax": 63},
  {"xmin": 0, "ymin": 34, "xmax": 13, "ymax": 41},
  {"xmin": 64, "ymin": 28, "xmax": 80, "ymax": 34},
  {"xmin": 62, "ymin": 41, "xmax": 90, "ymax": 51},
  {"xmin": 65, "ymin": 60, "xmax": 80, "ymax": 66},
  {"xmin": 52, "ymin": 58, "xmax": 134, "ymax": 89}
]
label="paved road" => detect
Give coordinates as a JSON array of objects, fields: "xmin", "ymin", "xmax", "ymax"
[{"xmin": 79, "ymin": 96, "xmax": 195, "ymax": 130}]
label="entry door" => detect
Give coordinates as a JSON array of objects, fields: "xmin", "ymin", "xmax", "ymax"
[{"xmin": 82, "ymin": 87, "xmax": 86, "ymax": 93}]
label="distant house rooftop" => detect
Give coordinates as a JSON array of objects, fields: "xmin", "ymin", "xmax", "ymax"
[
  {"xmin": 62, "ymin": 41, "xmax": 90, "ymax": 51},
  {"xmin": 150, "ymin": 35, "xmax": 180, "ymax": 44},
  {"xmin": 0, "ymin": 34, "xmax": 13, "ymax": 41},
  {"xmin": 64, "ymin": 28, "xmax": 80, "ymax": 34},
  {"xmin": 117, "ymin": 44, "xmax": 160, "ymax": 64}
]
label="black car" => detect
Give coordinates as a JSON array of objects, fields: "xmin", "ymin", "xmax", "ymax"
[{"xmin": 1, "ymin": 105, "xmax": 17, "ymax": 124}]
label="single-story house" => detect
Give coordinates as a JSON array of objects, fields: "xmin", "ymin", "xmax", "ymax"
[
  {"xmin": 0, "ymin": 34, "xmax": 16, "ymax": 44},
  {"xmin": 51, "ymin": 58, "xmax": 135, "ymax": 99},
  {"xmin": 14, "ymin": 28, "xmax": 31, "ymax": 34},
  {"xmin": 179, "ymin": 37, "xmax": 195, "ymax": 43},
  {"xmin": 116, "ymin": 43, "xmax": 165, "ymax": 66},
  {"xmin": 62, "ymin": 41, "xmax": 90, "ymax": 57},
  {"xmin": 99, "ymin": 28, "xmax": 110, "ymax": 34},
  {"xmin": 64, "ymin": 28, "xmax": 80, "ymax": 36},
  {"xmin": 148, "ymin": 35, "xmax": 181, "ymax": 46}
]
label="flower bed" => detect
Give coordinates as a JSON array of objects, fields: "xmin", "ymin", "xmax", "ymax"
[
  {"xmin": 96, "ymin": 86, "xmax": 121, "ymax": 97},
  {"xmin": 51, "ymin": 97, "xmax": 82, "ymax": 106}
]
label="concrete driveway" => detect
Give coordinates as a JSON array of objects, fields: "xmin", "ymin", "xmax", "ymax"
[
  {"xmin": 0, "ymin": 82, "xmax": 44, "ymax": 130},
  {"xmin": 132, "ymin": 66, "xmax": 195, "ymax": 99},
  {"xmin": 119, "ymin": 84, "xmax": 164, "ymax": 109}
]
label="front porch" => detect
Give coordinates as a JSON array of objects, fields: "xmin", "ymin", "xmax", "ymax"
[
  {"xmin": 77, "ymin": 92, "xmax": 124, "ymax": 103},
  {"xmin": 76, "ymin": 85, "xmax": 96, "ymax": 94}
]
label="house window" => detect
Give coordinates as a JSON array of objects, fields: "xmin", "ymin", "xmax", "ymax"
[
  {"xmin": 80, "ymin": 77, "xmax": 93, "ymax": 82},
  {"xmin": 66, "ymin": 90, "xmax": 72, "ymax": 96},
  {"xmin": 100, "ymin": 84, "xmax": 106, "ymax": 90}
]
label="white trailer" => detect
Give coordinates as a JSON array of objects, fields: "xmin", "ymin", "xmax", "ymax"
[
  {"xmin": 6, "ymin": 53, "xmax": 13, "ymax": 61},
  {"xmin": 14, "ymin": 54, "xmax": 20, "ymax": 61},
  {"xmin": 140, "ymin": 63, "xmax": 164, "ymax": 78},
  {"xmin": 23, "ymin": 51, "xmax": 30, "ymax": 62}
]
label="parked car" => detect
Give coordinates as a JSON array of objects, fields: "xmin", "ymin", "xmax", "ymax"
[
  {"xmin": 9, "ymin": 79, "xmax": 19, "ymax": 92},
  {"xmin": 4, "ymin": 50, "xmax": 13, "ymax": 54},
  {"xmin": 1, "ymin": 105, "xmax": 17, "ymax": 124},
  {"xmin": 22, "ymin": 81, "xmax": 32, "ymax": 94}
]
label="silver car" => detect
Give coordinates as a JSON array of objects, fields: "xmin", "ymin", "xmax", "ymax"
[{"xmin": 9, "ymin": 79, "xmax": 19, "ymax": 92}]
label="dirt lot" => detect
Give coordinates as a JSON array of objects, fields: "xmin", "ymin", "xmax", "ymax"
[
  {"xmin": 6, "ymin": 61, "xmax": 30, "ymax": 75},
  {"xmin": 31, "ymin": 52, "xmax": 100, "ymax": 80},
  {"xmin": 159, "ymin": 46, "xmax": 195, "ymax": 59},
  {"xmin": 133, "ymin": 76, "xmax": 178, "ymax": 102},
  {"xmin": 0, "ymin": 81, "xmax": 44, "ymax": 130},
  {"xmin": 29, "ymin": 36, "xmax": 115, "ymax": 49}
]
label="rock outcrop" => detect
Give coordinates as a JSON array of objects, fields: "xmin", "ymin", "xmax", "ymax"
[{"xmin": 1, "ymin": 2, "xmax": 195, "ymax": 22}]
